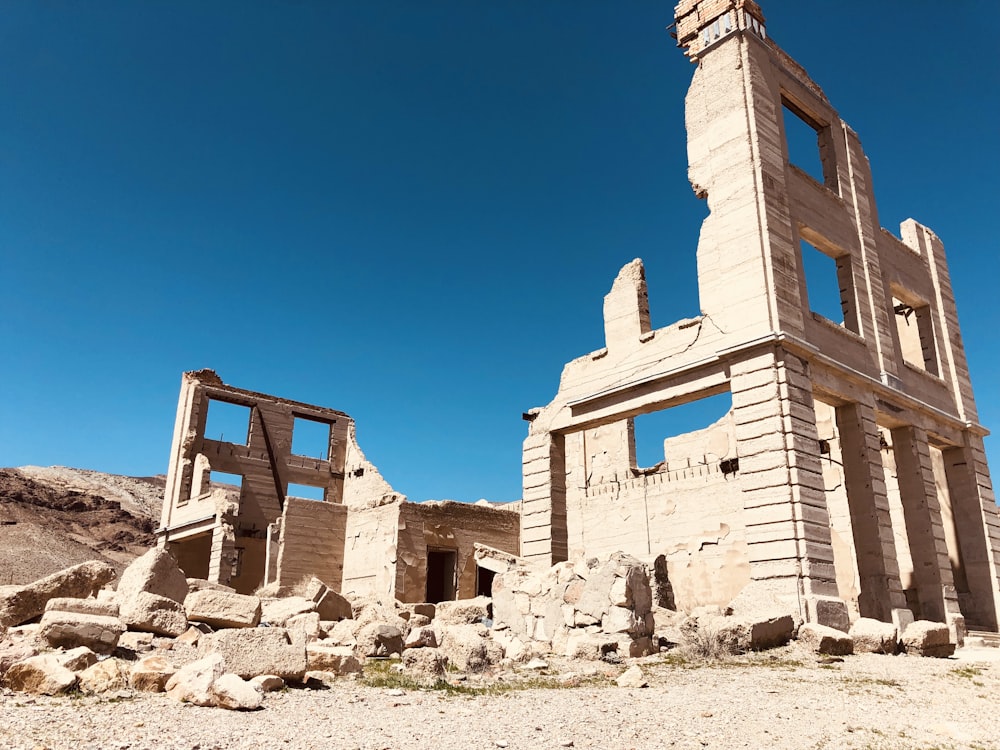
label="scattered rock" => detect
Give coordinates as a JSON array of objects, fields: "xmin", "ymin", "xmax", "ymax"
[
  {"xmin": 121, "ymin": 592, "xmax": 189, "ymax": 637},
  {"xmin": 185, "ymin": 589, "xmax": 262, "ymax": 629},
  {"xmin": 261, "ymin": 596, "xmax": 316, "ymax": 627},
  {"xmin": 165, "ymin": 653, "xmax": 226, "ymax": 706},
  {"xmin": 78, "ymin": 658, "xmax": 129, "ymax": 694},
  {"xmin": 435, "ymin": 597, "xmax": 491, "ymax": 625},
  {"xmin": 306, "ymin": 644, "xmax": 363, "ymax": 675},
  {"xmin": 117, "ymin": 548, "xmax": 189, "ymax": 605},
  {"xmin": 130, "ymin": 655, "xmax": 176, "ymax": 692},
  {"xmin": 1, "ymin": 655, "xmax": 78, "ymax": 695},
  {"xmin": 356, "ymin": 622, "xmax": 404, "ymax": 658},
  {"xmin": 902, "ymin": 620, "xmax": 955, "ymax": 658},
  {"xmin": 209, "ymin": 673, "xmax": 264, "ymax": 710},
  {"xmin": 199, "ymin": 627, "xmax": 306, "ymax": 682},
  {"xmin": 849, "ymin": 618, "xmax": 898, "ymax": 655},
  {"xmin": 250, "ymin": 674, "xmax": 285, "ymax": 692},
  {"xmin": 404, "ymin": 625, "xmax": 438, "ymax": 649},
  {"xmin": 401, "ymin": 647, "xmax": 448, "ymax": 686},
  {"xmin": 798, "ymin": 623, "xmax": 853, "ymax": 656},
  {"xmin": 53, "ymin": 646, "xmax": 98, "ymax": 671},
  {"xmin": 38, "ymin": 606, "xmax": 124, "ymax": 654},
  {"xmin": 616, "ymin": 664, "xmax": 648, "ymax": 688}
]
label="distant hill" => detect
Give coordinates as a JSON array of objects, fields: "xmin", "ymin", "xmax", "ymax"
[{"xmin": 0, "ymin": 466, "xmax": 164, "ymax": 586}]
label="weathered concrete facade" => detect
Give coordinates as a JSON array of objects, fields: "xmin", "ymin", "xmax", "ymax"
[
  {"xmin": 521, "ymin": 0, "xmax": 1000, "ymax": 631},
  {"xmin": 157, "ymin": 370, "xmax": 520, "ymax": 601}
]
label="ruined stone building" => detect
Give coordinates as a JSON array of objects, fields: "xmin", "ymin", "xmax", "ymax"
[
  {"xmin": 520, "ymin": 0, "xmax": 1000, "ymax": 633},
  {"xmin": 156, "ymin": 370, "xmax": 519, "ymax": 602}
]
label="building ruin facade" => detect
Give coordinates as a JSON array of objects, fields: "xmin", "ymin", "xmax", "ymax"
[
  {"xmin": 520, "ymin": 0, "xmax": 1000, "ymax": 632},
  {"xmin": 156, "ymin": 370, "xmax": 519, "ymax": 603}
]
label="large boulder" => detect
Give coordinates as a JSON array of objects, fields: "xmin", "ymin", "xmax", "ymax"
[
  {"xmin": 1, "ymin": 655, "xmax": 77, "ymax": 695},
  {"xmin": 78, "ymin": 658, "xmax": 129, "ymax": 694},
  {"xmin": 165, "ymin": 653, "xmax": 226, "ymax": 706},
  {"xmin": 301, "ymin": 578, "xmax": 353, "ymax": 622},
  {"xmin": 121, "ymin": 592, "xmax": 188, "ymax": 637},
  {"xmin": 0, "ymin": 562, "xmax": 116, "ymax": 627},
  {"xmin": 117, "ymin": 548, "xmax": 189, "ymax": 605},
  {"xmin": 261, "ymin": 597, "xmax": 315, "ymax": 627},
  {"xmin": 185, "ymin": 589, "xmax": 261, "ymax": 629},
  {"xmin": 306, "ymin": 644, "xmax": 363, "ymax": 675},
  {"xmin": 437, "ymin": 624, "xmax": 502, "ymax": 672},
  {"xmin": 435, "ymin": 597, "xmax": 491, "ymax": 625},
  {"xmin": 53, "ymin": 646, "xmax": 98, "ymax": 672},
  {"xmin": 401, "ymin": 647, "xmax": 448, "ymax": 686},
  {"xmin": 199, "ymin": 627, "xmax": 306, "ymax": 682},
  {"xmin": 355, "ymin": 622, "xmax": 404, "ymax": 658},
  {"xmin": 902, "ymin": 620, "xmax": 955, "ymax": 658},
  {"xmin": 725, "ymin": 583, "xmax": 798, "ymax": 650},
  {"xmin": 849, "ymin": 618, "xmax": 898, "ymax": 654},
  {"xmin": 38, "ymin": 600, "xmax": 124, "ymax": 654},
  {"xmin": 798, "ymin": 623, "xmax": 853, "ymax": 656}
]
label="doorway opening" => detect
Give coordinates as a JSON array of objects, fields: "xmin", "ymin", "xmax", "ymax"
[
  {"xmin": 425, "ymin": 549, "xmax": 457, "ymax": 604},
  {"xmin": 476, "ymin": 566, "xmax": 496, "ymax": 598}
]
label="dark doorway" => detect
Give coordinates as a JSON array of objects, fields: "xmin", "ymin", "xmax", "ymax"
[
  {"xmin": 476, "ymin": 566, "xmax": 496, "ymax": 598},
  {"xmin": 425, "ymin": 549, "xmax": 457, "ymax": 604}
]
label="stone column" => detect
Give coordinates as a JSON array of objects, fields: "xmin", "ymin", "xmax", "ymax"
[
  {"xmin": 835, "ymin": 400, "xmax": 909, "ymax": 624},
  {"xmin": 942, "ymin": 434, "xmax": 1000, "ymax": 631},
  {"xmin": 731, "ymin": 349, "xmax": 847, "ymax": 628},
  {"xmin": 890, "ymin": 426, "xmax": 959, "ymax": 623},
  {"xmin": 520, "ymin": 432, "xmax": 568, "ymax": 566}
]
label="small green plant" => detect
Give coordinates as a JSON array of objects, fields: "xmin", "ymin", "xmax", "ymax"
[
  {"xmin": 359, "ymin": 659, "xmax": 603, "ymax": 695},
  {"xmin": 949, "ymin": 665, "xmax": 984, "ymax": 680}
]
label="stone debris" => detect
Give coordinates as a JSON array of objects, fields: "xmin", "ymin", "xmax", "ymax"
[
  {"xmin": 38, "ymin": 601, "xmax": 125, "ymax": 654},
  {"xmin": 1, "ymin": 654, "xmax": 78, "ymax": 695},
  {"xmin": 121, "ymin": 591, "xmax": 189, "ymax": 637},
  {"xmin": 902, "ymin": 620, "xmax": 955, "ymax": 658},
  {"xmin": 185, "ymin": 588, "xmax": 262, "ymax": 629},
  {"xmin": 250, "ymin": 674, "xmax": 286, "ymax": 692},
  {"xmin": 129, "ymin": 655, "xmax": 176, "ymax": 692},
  {"xmin": 355, "ymin": 622, "xmax": 404, "ymax": 658},
  {"xmin": 798, "ymin": 624, "xmax": 854, "ymax": 656},
  {"xmin": 53, "ymin": 645, "xmax": 98, "ymax": 671},
  {"xmin": 615, "ymin": 665, "xmax": 647, "ymax": 688},
  {"xmin": 164, "ymin": 653, "xmax": 226, "ymax": 707},
  {"xmin": 435, "ymin": 597, "xmax": 491, "ymax": 625},
  {"xmin": 209, "ymin": 673, "xmax": 264, "ymax": 711},
  {"xmin": 117, "ymin": 548, "xmax": 190, "ymax": 606},
  {"xmin": 198, "ymin": 628, "xmax": 307, "ymax": 682},
  {"xmin": 404, "ymin": 624, "xmax": 438, "ymax": 649},
  {"xmin": 401, "ymin": 647, "xmax": 448, "ymax": 686},
  {"xmin": 849, "ymin": 618, "xmax": 898, "ymax": 655},
  {"xmin": 305, "ymin": 644, "xmax": 363, "ymax": 675},
  {"xmin": 77, "ymin": 657, "xmax": 130, "ymax": 694},
  {"xmin": 0, "ymin": 561, "xmax": 116, "ymax": 627}
]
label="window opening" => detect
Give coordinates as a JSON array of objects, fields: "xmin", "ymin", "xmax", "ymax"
[
  {"xmin": 632, "ymin": 391, "xmax": 733, "ymax": 470},
  {"xmin": 425, "ymin": 549, "xmax": 457, "ymax": 604},
  {"xmin": 801, "ymin": 239, "xmax": 857, "ymax": 331},
  {"xmin": 476, "ymin": 566, "xmax": 496, "ymax": 598},
  {"xmin": 782, "ymin": 99, "xmax": 828, "ymax": 185},
  {"xmin": 286, "ymin": 482, "xmax": 326, "ymax": 502},
  {"xmin": 291, "ymin": 417, "xmax": 332, "ymax": 460},
  {"xmin": 892, "ymin": 296, "xmax": 938, "ymax": 375},
  {"xmin": 208, "ymin": 471, "xmax": 244, "ymax": 502},
  {"xmin": 205, "ymin": 399, "xmax": 252, "ymax": 446}
]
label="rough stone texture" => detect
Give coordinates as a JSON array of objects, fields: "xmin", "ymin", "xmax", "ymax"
[
  {"xmin": 849, "ymin": 618, "xmax": 898, "ymax": 654},
  {"xmin": 0, "ymin": 561, "xmax": 116, "ymax": 627},
  {"xmin": 199, "ymin": 627, "xmax": 306, "ymax": 682},
  {"xmin": 210, "ymin": 673, "xmax": 264, "ymax": 710},
  {"xmin": 38, "ymin": 608, "xmax": 124, "ymax": 654},
  {"xmin": 130, "ymin": 655, "xmax": 176, "ymax": 692},
  {"xmin": 286, "ymin": 611, "xmax": 322, "ymax": 644},
  {"xmin": 798, "ymin": 624, "xmax": 854, "ymax": 656},
  {"xmin": 0, "ymin": 643, "xmax": 38, "ymax": 677},
  {"xmin": 401, "ymin": 647, "xmax": 448, "ymax": 686},
  {"xmin": 250, "ymin": 674, "xmax": 285, "ymax": 692},
  {"xmin": 902, "ymin": 620, "xmax": 955, "ymax": 658},
  {"xmin": 185, "ymin": 589, "xmax": 261, "ymax": 629},
  {"xmin": 117, "ymin": 548, "xmax": 189, "ymax": 605},
  {"xmin": 44, "ymin": 597, "xmax": 119, "ymax": 618},
  {"xmin": 54, "ymin": 646, "xmax": 98, "ymax": 671},
  {"xmin": 438, "ymin": 624, "xmax": 503, "ymax": 672},
  {"xmin": 306, "ymin": 644, "xmax": 363, "ymax": 675},
  {"xmin": 165, "ymin": 653, "xmax": 226, "ymax": 706},
  {"xmin": 78, "ymin": 658, "xmax": 129, "ymax": 694},
  {"xmin": 404, "ymin": 625, "xmax": 438, "ymax": 649},
  {"xmin": 616, "ymin": 665, "xmax": 647, "ymax": 688},
  {"xmin": 435, "ymin": 597, "xmax": 490, "ymax": 625},
  {"xmin": 121, "ymin": 592, "xmax": 189, "ymax": 637},
  {"xmin": 261, "ymin": 596, "xmax": 315, "ymax": 627},
  {"xmin": 355, "ymin": 623, "xmax": 404, "ymax": 658},
  {"xmin": 118, "ymin": 631, "xmax": 155, "ymax": 653},
  {"xmin": 1, "ymin": 655, "xmax": 77, "ymax": 695}
]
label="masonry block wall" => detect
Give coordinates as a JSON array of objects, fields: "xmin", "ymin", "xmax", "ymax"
[{"xmin": 521, "ymin": 0, "xmax": 1000, "ymax": 631}]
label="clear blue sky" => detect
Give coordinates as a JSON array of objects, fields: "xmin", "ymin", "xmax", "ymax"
[{"xmin": 1, "ymin": 1, "xmax": 997, "ymax": 503}]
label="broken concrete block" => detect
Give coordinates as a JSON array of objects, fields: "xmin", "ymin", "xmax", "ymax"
[
  {"xmin": 0, "ymin": 561, "xmax": 116, "ymax": 627},
  {"xmin": 902, "ymin": 620, "xmax": 955, "ymax": 658},
  {"xmin": 199, "ymin": 627, "xmax": 306, "ymax": 682},
  {"xmin": 165, "ymin": 653, "xmax": 226, "ymax": 706},
  {"xmin": 53, "ymin": 646, "xmax": 98, "ymax": 672},
  {"xmin": 38, "ymin": 607, "xmax": 124, "ymax": 654},
  {"xmin": 401, "ymin": 647, "xmax": 448, "ymax": 686},
  {"xmin": 848, "ymin": 618, "xmax": 898, "ymax": 654},
  {"xmin": 261, "ymin": 596, "xmax": 316, "ymax": 627},
  {"xmin": 121, "ymin": 592, "xmax": 188, "ymax": 637},
  {"xmin": 118, "ymin": 548, "xmax": 189, "ymax": 605},
  {"xmin": 130, "ymin": 655, "xmax": 176, "ymax": 692},
  {"xmin": 305, "ymin": 644, "xmax": 363, "ymax": 675},
  {"xmin": 798, "ymin": 623, "xmax": 853, "ymax": 656},
  {"xmin": 435, "ymin": 597, "xmax": 491, "ymax": 625},
  {"xmin": 355, "ymin": 622, "xmax": 404, "ymax": 658},
  {"xmin": 185, "ymin": 589, "xmax": 261, "ymax": 629},
  {"xmin": 210, "ymin": 673, "xmax": 263, "ymax": 710},
  {"xmin": 78, "ymin": 658, "xmax": 129, "ymax": 694},
  {"xmin": 1, "ymin": 655, "xmax": 78, "ymax": 695}
]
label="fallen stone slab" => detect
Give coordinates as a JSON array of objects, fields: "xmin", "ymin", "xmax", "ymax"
[
  {"xmin": 210, "ymin": 673, "xmax": 263, "ymax": 710},
  {"xmin": 53, "ymin": 646, "xmax": 98, "ymax": 672},
  {"xmin": 185, "ymin": 589, "xmax": 261, "ymax": 629},
  {"xmin": 0, "ymin": 561, "xmax": 116, "ymax": 627},
  {"xmin": 117, "ymin": 548, "xmax": 189, "ymax": 605},
  {"xmin": 798, "ymin": 623, "xmax": 853, "ymax": 656},
  {"xmin": 435, "ymin": 597, "xmax": 491, "ymax": 625},
  {"xmin": 902, "ymin": 620, "xmax": 955, "ymax": 658},
  {"xmin": 306, "ymin": 644, "xmax": 363, "ymax": 675},
  {"xmin": 199, "ymin": 627, "xmax": 306, "ymax": 682},
  {"xmin": 38, "ymin": 608, "xmax": 124, "ymax": 654},
  {"xmin": 2, "ymin": 655, "xmax": 78, "ymax": 695},
  {"xmin": 118, "ymin": 631, "xmax": 155, "ymax": 653},
  {"xmin": 122, "ymin": 592, "xmax": 189, "ymax": 637},
  {"xmin": 44, "ymin": 597, "xmax": 119, "ymax": 618},
  {"xmin": 438, "ymin": 624, "xmax": 503, "ymax": 672},
  {"xmin": 78, "ymin": 658, "xmax": 129, "ymax": 694},
  {"xmin": 404, "ymin": 625, "xmax": 438, "ymax": 649},
  {"xmin": 849, "ymin": 618, "xmax": 898, "ymax": 654},
  {"xmin": 301, "ymin": 577, "xmax": 353, "ymax": 622},
  {"xmin": 261, "ymin": 596, "xmax": 316, "ymax": 627}
]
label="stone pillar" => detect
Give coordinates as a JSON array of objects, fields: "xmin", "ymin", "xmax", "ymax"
[
  {"xmin": 520, "ymin": 432, "xmax": 568, "ymax": 566},
  {"xmin": 942, "ymin": 435, "xmax": 1000, "ymax": 631},
  {"xmin": 835, "ymin": 400, "xmax": 909, "ymax": 623},
  {"xmin": 890, "ymin": 426, "xmax": 960, "ymax": 623},
  {"xmin": 731, "ymin": 349, "xmax": 847, "ymax": 628},
  {"xmin": 208, "ymin": 516, "xmax": 236, "ymax": 587}
]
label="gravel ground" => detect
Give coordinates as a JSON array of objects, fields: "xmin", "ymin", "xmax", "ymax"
[{"xmin": 2, "ymin": 646, "xmax": 998, "ymax": 750}]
